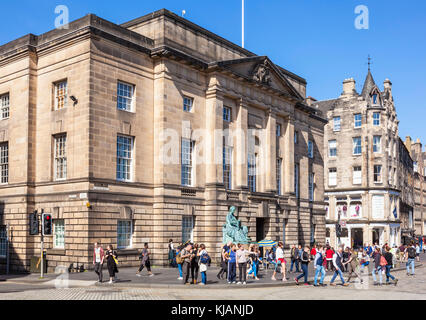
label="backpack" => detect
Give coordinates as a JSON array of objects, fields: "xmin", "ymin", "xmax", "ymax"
[
  {"xmin": 407, "ymin": 247, "xmax": 416, "ymax": 259},
  {"xmin": 200, "ymin": 253, "xmax": 210, "ymax": 264},
  {"xmin": 176, "ymin": 251, "xmax": 183, "ymax": 264},
  {"xmin": 379, "ymin": 255, "xmax": 387, "ymax": 267}
]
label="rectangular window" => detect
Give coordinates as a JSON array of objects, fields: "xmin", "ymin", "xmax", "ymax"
[
  {"xmin": 117, "ymin": 220, "xmax": 132, "ymax": 249},
  {"xmin": 223, "ymin": 106, "xmax": 231, "ymax": 122},
  {"xmin": 333, "ymin": 117, "xmax": 341, "ymax": 131},
  {"xmin": 353, "ymin": 166, "xmax": 362, "ymax": 185},
  {"xmin": 276, "ymin": 158, "xmax": 282, "ymax": 195},
  {"xmin": 373, "ymin": 112, "xmax": 380, "ymax": 126},
  {"xmin": 182, "ymin": 216, "xmax": 194, "ymax": 243},
  {"xmin": 374, "ymin": 165, "xmax": 382, "ymax": 183},
  {"xmin": 183, "ymin": 96, "xmax": 193, "ymax": 112},
  {"xmin": 181, "ymin": 138, "xmax": 194, "ymax": 186},
  {"xmin": 0, "ymin": 226, "xmax": 6, "ymax": 257},
  {"xmin": 413, "ymin": 162, "xmax": 418, "ymax": 173},
  {"xmin": 276, "ymin": 124, "xmax": 281, "ymax": 137},
  {"xmin": 223, "ymin": 146, "xmax": 232, "ymax": 189},
  {"xmin": 0, "ymin": 93, "xmax": 9, "ymax": 119},
  {"xmin": 309, "ymin": 173, "xmax": 315, "ymax": 202},
  {"xmin": 54, "ymin": 81, "xmax": 67, "ymax": 110},
  {"xmin": 308, "ymin": 140, "xmax": 314, "ymax": 158},
  {"xmin": 117, "ymin": 81, "xmax": 134, "ymax": 112},
  {"xmin": 54, "ymin": 134, "xmax": 67, "ymax": 180},
  {"xmin": 294, "ymin": 131, "xmax": 298, "ymax": 144},
  {"xmin": 117, "ymin": 135, "xmax": 133, "ymax": 182},
  {"xmin": 373, "ymin": 136, "xmax": 381, "ymax": 153},
  {"xmin": 329, "ymin": 168, "xmax": 337, "ymax": 186},
  {"xmin": 0, "ymin": 143, "xmax": 8, "ymax": 184},
  {"xmin": 353, "ymin": 137, "xmax": 362, "ymax": 155},
  {"xmin": 248, "ymin": 153, "xmax": 257, "ymax": 192},
  {"xmin": 294, "ymin": 163, "xmax": 299, "ymax": 198},
  {"xmin": 354, "ymin": 113, "xmax": 362, "ymax": 128},
  {"xmin": 329, "ymin": 140, "xmax": 337, "ymax": 157},
  {"xmin": 389, "ymin": 167, "xmax": 393, "ymax": 185},
  {"xmin": 53, "ymin": 219, "xmax": 65, "ymax": 249}
]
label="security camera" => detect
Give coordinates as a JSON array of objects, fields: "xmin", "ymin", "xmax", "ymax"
[{"xmin": 70, "ymin": 95, "xmax": 78, "ymax": 105}]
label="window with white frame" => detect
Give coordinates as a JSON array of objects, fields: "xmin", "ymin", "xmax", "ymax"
[
  {"xmin": 183, "ymin": 96, "xmax": 193, "ymax": 112},
  {"xmin": 53, "ymin": 219, "xmax": 65, "ymax": 249},
  {"xmin": 413, "ymin": 162, "xmax": 418, "ymax": 173},
  {"xmin": 373, "ymin": 136, "xmax": 381, "ymax": 153},
  {"xmin": 117, "ymin": 81, "xmax": 134, "ymax": 112},
  {"xmin": 223, "ymin": 145, "xmax": 232, "ymax": 190},
  {"xmin": 54, "ymin": 134, "xmax": 67, "ymax": 180},
  {"xmin": 309, "ymin": 172, "xmax": 315, "ymax": 202},
  {"xmin": 181, "ymin": 138, "xmax": 194, "ymax": 186},
  {"xmin": 294, "ymin": 163, "xmax": 299, "ymax": 198},
  {"xmin": 54, "ymin": 80, "xmax": 67, "ymax": 110},
  {"xmin": 0, "ymin": 143, "xmax": 8, "ymax": 184},
  {"xmin": 353, "ymin": 166, "xmax": 362, "ymax": 185},
  {"xmin": 182, "ymin": 216, "xmax": 194, "ymax": 243},
  {"xmin": 0, "ymin": 226, "xmax": 6, "ymax": 257},
  {"xmin": 374, "ymin": 165, "xmax": 382, "ymax": 183},
  {"xmin": 373, "ymin": 112, "xmax": 380, "ymax": 126},
  {"xmin": 354, "ymin": 113, "xmax": 362, "ymax": 128},
  {"xmin": 329, "ymin": 140, "xmax": 337, "ymax": 157},
  {"xmin": 276, "ymin": 124, "xmax": 281, "ymax": 137},
  {"xmin": 0, "ymin": 93, "xmax": 9, "ymax": 119},
  {"xmin": 308, "ymin": 140, "xmax": 314, "ymax": 158},
  {"xmin": 117, "ymin": 135, "xmax": 133, "ymax": 182},
  {"xmin": 329, "ymin": 168, "xmax": 337, "ymax": 186},
  {"xmin": 248, "ymin": 153, "xmax": 256, "ymax": 192},
  {"xmin": 223, "ymin": 106, "xmax": 231, "ymax": 122},
  {"xmin": 372, "ymin": 94, "xmax": 378, "ymax": 105},
  {"xmin": 353, "ymin": 137, "xmax": 362, "ymax": 155},
  {"xmin": 333, "ymin": 116, "xmax": 341, "ymax": 131},
  {"xmin": 276, "ymin": 158, "xmax": 282, "ymax": 195},
  {"xmin": 117, "ymin": 220, "xmax": 133, "ymax": 249}
]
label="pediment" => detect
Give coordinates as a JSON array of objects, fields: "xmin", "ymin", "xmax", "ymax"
[{"xmin": 212, "ymin": 56, "xmax": 303, "ymax": 100}]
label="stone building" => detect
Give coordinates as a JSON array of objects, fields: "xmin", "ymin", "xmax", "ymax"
[
  {"xmin": 405, "ymin": 137, "xmax": 426, "ymax": 238},
  {"xmin": 311, "ymin": 69, "xmax": 414, "ymax": 248},
  {"xmin": 0, "ymin": 9, "xmax": 326, "ymax": 272}
]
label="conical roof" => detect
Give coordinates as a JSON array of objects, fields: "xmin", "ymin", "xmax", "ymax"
[{"xmin": 361, "ymin": 70, "xmax": 377, "ymax": 100}]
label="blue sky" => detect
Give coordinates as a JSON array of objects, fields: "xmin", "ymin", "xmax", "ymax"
[{"xmin": 1, "ymin": 0, "xmax": 425, "ymax": 143}]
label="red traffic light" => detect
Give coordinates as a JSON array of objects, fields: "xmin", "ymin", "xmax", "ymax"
[{"xmin": 46, "ymin": 215, "xmax": 50, "ymax": 220}]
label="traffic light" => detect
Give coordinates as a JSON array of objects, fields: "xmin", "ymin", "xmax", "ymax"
[
  {"xmin": 42, "ymin": 213, "xmax": 52, "ymax": 235},
  {"xmin": 29, "ymin": 211, "xmax": 39, "ymax": 235}
]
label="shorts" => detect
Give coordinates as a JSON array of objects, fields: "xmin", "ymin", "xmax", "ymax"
[
  {"xmin": 416, "ymin": 253, "xmax": 420, "ymax": 257},
  {"xmin": 277, "ymin": 258, "xmax": 286, "ymax": 264}
]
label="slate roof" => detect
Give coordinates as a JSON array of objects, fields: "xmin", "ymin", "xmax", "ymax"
[{"xmin": 361, "ymin": 70, "xmax": 377, "ymax": 100}]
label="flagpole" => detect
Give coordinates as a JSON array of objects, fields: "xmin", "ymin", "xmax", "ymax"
[{"xmin": 242, "ymin": 0, "xmax": 245, "ymax": 48}]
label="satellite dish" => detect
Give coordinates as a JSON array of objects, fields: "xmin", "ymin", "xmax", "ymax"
[{"xmin": 182, "ymin": 10, "xmax": 186, "ymax": 17}]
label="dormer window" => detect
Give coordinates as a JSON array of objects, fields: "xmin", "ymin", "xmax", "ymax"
[{"xmin": 372, "ymin": 94, "xmax": 378, "ymax": 105}]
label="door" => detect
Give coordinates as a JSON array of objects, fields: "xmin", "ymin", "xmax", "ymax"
[{"xmin": 256, "ymin": 218, "xmax": 265, "ymax": 242}]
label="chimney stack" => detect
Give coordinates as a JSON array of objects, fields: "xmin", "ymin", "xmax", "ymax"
[
  {"xmin": 384, "ymin": 78, "xmax": 392, "ymax": 90},
  {"xmin": 341, "ymin": 78, "xmax": 356, "ymax": 97}
]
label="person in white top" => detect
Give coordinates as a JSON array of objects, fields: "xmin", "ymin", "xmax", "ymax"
[
  {"xmin": 236, "ymin": 244, "xmax": 249, "ymax": 284},
  {"xmin": 272, "ymin": 242, "xmax": 287, "ymax": 282}
]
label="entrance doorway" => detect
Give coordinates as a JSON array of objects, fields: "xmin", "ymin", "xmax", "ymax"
[
  {"xmin": 372, "ymin": 228, "xmax": 384, "ymax": 246},
  {"xmin": 256, "ymin": 218, "xmax": 265, "ymax": 242},
  {"xmin": 351, "ymin": 228, "xmax": 363, "ymax": 249}
]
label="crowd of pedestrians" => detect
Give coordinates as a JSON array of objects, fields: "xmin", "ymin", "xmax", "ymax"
[{"xmin": 90, "ymin": 239, "xmax": 422, "ymax": 286}]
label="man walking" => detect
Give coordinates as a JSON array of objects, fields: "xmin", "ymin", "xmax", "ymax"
[
  {"xmin": 289, "ymin": 244, "xmax": 300, "ymax": 273},
  {"xmin": 93, "ymin": 242, "xmax": 104, "ymax": 283},
  {"xmin": 329, "ymin": 247, "xmax": 349, "ymax": 286},
  {"xmin": 345, "ymin": 249, "xmax": 362, "ymax": 284},
  {"xmin": 313, "ymin": 246, "xmax": 326, "ymax": 287},
  {"xmin": 217, "ymin": 242, "xmax": 231, "ymax": 280},
  {"xmin": 180, "ymin": 243, "xmax": 193, "ymax": 285},
  {"xmin": 405, "ymin": 242, "xmax": 416, "ymax": 276},
  {"xmin": 384, "ymin": 246, "xmax": 398, "ymax": 285}
]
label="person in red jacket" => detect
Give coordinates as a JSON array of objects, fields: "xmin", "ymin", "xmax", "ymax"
[
  {"xmin": 325, "ymin": 246, "xmax": 335, "ymax": 271},
  {"xmin": 310, "ymin": 245, "xmax": 317, "ymax": 259},
  {"xmin": 93, "ymin": 242, "xmax": 104, "ymax": 283}
]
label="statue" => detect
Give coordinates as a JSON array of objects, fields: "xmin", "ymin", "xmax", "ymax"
[
  {"xmin": 252, "ymin": 62, "xmax": 271, "ymax": 85},
  {"xmin": 222, "ymin": 206, "xmax": 251, "ymax": 244}
]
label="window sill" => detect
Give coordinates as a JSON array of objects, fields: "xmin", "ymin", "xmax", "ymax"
[
  {"xmin": 47, "ymin": 248, "xmax": 65, "ymax": 255},
  {"xmin": 116, "ymin": 248, "xmax": 139, "ymax": 256}
]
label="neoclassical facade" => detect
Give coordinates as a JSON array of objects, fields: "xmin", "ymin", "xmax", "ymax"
[
  {"xmin": 311, "ymin": 70, "xmax": 414, "ymax": 249},
  {"xmin": 0, "ymin": 9, "xmax": 326, "ymax": 272}
]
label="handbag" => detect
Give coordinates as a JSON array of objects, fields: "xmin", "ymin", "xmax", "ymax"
[
  {"xmin": 379, "ymin": 256, "xmax": 387, "ymax": 267},
  {"xmin": 113, "ymin": 256, "xmax": 119, "ymax": 266}
]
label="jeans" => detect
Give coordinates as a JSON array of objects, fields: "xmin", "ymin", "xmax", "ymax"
[
  {"xmin": 94, "ymin": 262, "xmax": 103, "ymax": 282},
  {"xmin": 178, "ymin": 263, "xmax": 183, "ymax": 277},
  {"xmin": 406, "ymin": 258, "xmax": 415, "ymax": 275},
  {"xmin": 296, "ymin": 263, "xmax": 308, "ymax": 283},
  {"xmin": 201, "ymin": 271, "xmax": 207, "ymax": 284},
  {"xmin": 228, "ymin": 262, "xmax": 237, "ymax": 282},
  {"xmin": 385, "ymin": 265, "xmax": 395, "ymax": 282},
  {"xmin": 326, "ymin": 259, "xmax": 334, "ymax": 271},
  {"xmin": 330, "ymin": 268, "xmax": 345, "ymax": 284},
  {"xmin": 138, "ymin": 260, "xmax": 151, "ymax": 272},
  {"xmin": 314, "ymin": 265, "xmax": 325, "ymax": 285},
  {"xmin": 290, "ymin": 259, "xmax": 300, "ymax": 272},
  {"xmin": 248, "ymin": 261, "xmax": 258, "ymax": 277},
  {"xmin": 238, "ymin": 262, "xmax": 247, "ymax": 282},
  {"xmin": 182, "ymin": 261, "xmax": 191, "ymax": 284},
  {"xmin": 191, "ymin": 262, "xmax": 199, "ymax": 282},
  {"xmin": 372, "ymin": 267, "xmax": 383, "ymax": 284}
]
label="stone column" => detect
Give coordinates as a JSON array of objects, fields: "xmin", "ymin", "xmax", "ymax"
[
  {"xmin": 235, "ymin": 98, "xmax": 248, "ymax": 190},
  {"xmin": 283, "ymin": 116, "xmax": 295, "ymax": 193},
  {"xmin": 264, "ymin": 110, "xmax": 277, "ymax": 193}
]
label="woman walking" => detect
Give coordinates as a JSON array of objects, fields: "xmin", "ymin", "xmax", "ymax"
[
  {"xmin": 371, "ymin": 247, "xmax": 383, "ymax": 286},
  {"xmin": 236, "ymin": 244, "xmax": 249, "ymax": 285},
  {"xmin": 384, "ymin": 246, "xmax": 398, "ymax": 285},
  {"xmin": 272, "ymin": 242, "xmax": 287, "ymax": 282},
  {"xmin": 190, "ymin": 243, "xmax": 200, "ymax": 284},
  {"xmin": 136, "ymin": 242, "xmax": 154, "ymax": 277},
  {"xmin": 198, "ymin": 244, "xmax": 209, "ymax": 285},
  {"xmin": 295, "ymin": 246, "xmax": 310, "ymax": 286},
  {"xmin": 105, "ymin": 245, "xmax": 118, "ymax": 284},
  {"xmin": 345, "ymin": 249, "xmax": 363, "ymax": 284},
  {"xmin": 168, "ymin": 239, "xmax": 176, "ymax": 267}
]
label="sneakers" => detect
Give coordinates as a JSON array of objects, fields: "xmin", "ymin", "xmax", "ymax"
[
  {"xmin": 330, "ymin": 283, "xmax": 336, "ymax": 286},
  {"xmin": 216, "ymin": 275, "xmax": 221, "ymax": 280},
  {"xmin": 237, "ymin": 282, "xmax": 242, "ymax": 285},
  {"xmin": 271, "ymin": 277, "xmax": 277, "ymax": 281},
  {"xmin": 227, "ymin": 281, "xmax": 231, "ymax": 284},
  {"xmin": 394, "ymin": 279, "xmax": 398, "ymax": 286},
  {"xmin": 294, "ymin": 278, "xmax": 299, "ymax": 285},
  {"xmin": 177, "ymin": 277, "xmax": 183, "ymax": 280},
  {"xmin": 254, "ymin": 277, "xmax": 260, "ymax": 281},
  {"xmin": 149, "ymin": 273, "xmax": 154, "ymax": 277},
  {"xmin": 108, "ymin": 280, "xmax": 113, "ymax": 284},
  {"xmin": 199, "ymin": 283, "xmax": 206, "ymax": 286},
  {"xmin": 282, "ymin": 278, "xmax": 287, "ymax": 282},
  {"xmin": 232, "ymin": 281, "xmax": 236, "ymax": 284},
  {"xmin": 136, "ymin": 274, "xmax": 142, "ymax": 277},
  {"xmin": 342, "ymin": 283, "xmax": 349, "ymax": 287},
  {"xmin": 303, "ymin": 283, "xmax": 310, "ymax": 286},
  {"xmin": 313, "ymin": 284, "xmax": 319, "ymax": 287},
  {"xmin": 243, "ymin": 282, "xmax": 247, "ymax": 285},
  {"xmin": 320, "ymin": 283, "xmax": 327, "ymax": 287}
]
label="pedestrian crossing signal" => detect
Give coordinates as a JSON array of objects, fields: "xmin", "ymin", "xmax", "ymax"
[{"xmin": 29, "ymin": 211, "xmax": 39, "ymax": 235}]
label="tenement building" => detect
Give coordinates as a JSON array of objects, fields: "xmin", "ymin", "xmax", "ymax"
[
  {"xmin": 0, "ymin": 9, "xmax": 326, "ymax": 272},
  {"xmin": 311, "ymin": 69, "xmax": 414, "ymax": 249},
  {"xmin": 405, "ymin": 137, "xmax": 426, "ymax": 239}
]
